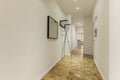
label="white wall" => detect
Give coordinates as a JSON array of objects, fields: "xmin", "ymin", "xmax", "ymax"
[
  {"xmin": 71, "ymin": 25, "xmax": 77, "ymax": 49},
  {"xmin": 0, "ymin": 0, "xmax": 67, "ymax": 80},
  {"xmin": 93, "ymin": 0, "xmax": 109, "ymax": 80},
  {"xmin": 109, "ymin": 0, "xmax": 120, "ymax": 80},
  {"xmin": 83, "ymin": 17, "xmax": 94, "ymax": 55}
]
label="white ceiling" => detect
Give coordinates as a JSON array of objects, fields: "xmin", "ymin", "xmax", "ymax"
[{"xmin": 56, "ymin": 0, "xmax": 96, "ymax": 23}]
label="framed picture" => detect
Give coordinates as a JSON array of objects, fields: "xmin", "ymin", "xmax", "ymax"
[{"xmin": 47, "ymin": 16, "xmax": 58, "ymax": 39}]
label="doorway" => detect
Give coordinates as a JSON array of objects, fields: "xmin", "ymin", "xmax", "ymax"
[{"xmin": 76, "ymin": 26, "xmax": 84, "ymax": 55}]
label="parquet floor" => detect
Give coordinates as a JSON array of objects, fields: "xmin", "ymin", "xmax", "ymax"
[{"xmin": 42, "ymin": 48, "xmax": 102, "ymax": 80}]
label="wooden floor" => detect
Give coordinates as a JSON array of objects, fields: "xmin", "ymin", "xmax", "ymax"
[{"xmin": 42, "ymin": 48, "xmax": 102, "ymax": 80}]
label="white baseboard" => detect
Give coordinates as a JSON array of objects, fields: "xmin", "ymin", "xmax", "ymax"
[
  {"xmin": 36, "ymin": 57, "xmax": 61, "ymax": 80},
  {"xmin": 94, "ymin": 59, "xmax": 105, "ymax": 80}
]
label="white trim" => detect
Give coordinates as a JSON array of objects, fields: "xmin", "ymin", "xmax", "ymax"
[
  {"xmin": 36, "ymin": 57, "xmax": 61, "ymax": 80},
  {"xmin": 94, "ymin": 59, "xmax": 105, "ymax": 80}
]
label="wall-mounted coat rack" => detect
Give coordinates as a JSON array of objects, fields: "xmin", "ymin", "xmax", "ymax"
[
  {"xmin": 60, "ymin": 20, "xmax": 71, "ymax": 58},
  {"xmin": 60, "ymin": 20, "xmax": 71, "ymax": 28}
]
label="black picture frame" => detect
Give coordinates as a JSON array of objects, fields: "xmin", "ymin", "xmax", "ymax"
[{"xmin": 47, "ymin": 16, "xmax": 58, "ymax": 39}]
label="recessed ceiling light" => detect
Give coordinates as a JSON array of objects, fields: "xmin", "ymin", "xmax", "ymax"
[
  {"xmin": 78, "ymin": 22, "xmax": 81, "ymax": 25},
  {"xmin": 73, "ymin": 0, "xmax": 78, "ymax": 2},
  {"xmin": 76, "ymin": 7, "xmax": 79, "ymax": 10},
  {"xmin": 78, "ymin": 22, "xmax": 81, "ymax": 26}
]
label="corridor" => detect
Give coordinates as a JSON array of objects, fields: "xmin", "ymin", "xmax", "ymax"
[{"xmin": 0, "ymin": 0, "xmax": 111, "ymax": 80}]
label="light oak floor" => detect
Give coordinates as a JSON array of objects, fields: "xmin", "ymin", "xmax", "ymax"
[{"xmin": 42, "ymin": 48, "xmax": 102, "ymax": 80}]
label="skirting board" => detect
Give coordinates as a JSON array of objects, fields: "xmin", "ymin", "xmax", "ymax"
[
  {"xmin": 36, "ymin": 57, "xmax": 61, "ymax": 80},
  {"xmin": 94, "ymin": 59, "xmax": 105, "ymax": 80}
]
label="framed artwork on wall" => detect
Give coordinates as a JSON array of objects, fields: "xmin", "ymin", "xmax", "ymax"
[{"xmin": 47, "ymin": 16, "xmax": 58, "ymax": 39}]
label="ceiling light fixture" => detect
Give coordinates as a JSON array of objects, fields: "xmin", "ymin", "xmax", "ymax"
[
  {"xmin": 78, "ymin": 22, "xmax": 81, "ymax": 26},
  {"xmin": 76, "ymin": 7, "xmax": 79, "ymax": 10},
  {"xmin": 78, "ymin": 22, "xmax": 81, "ymax": 25},
  {"xmin": 73, "ymin": 0, "xmax": 78, "ymax": 2}
]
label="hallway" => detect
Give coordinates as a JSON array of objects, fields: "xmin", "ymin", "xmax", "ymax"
[
  {"xmin": 42, "ymin": 48, "xmax": 102, "ymax": 80},
  {"xmin": 0, "ymin": 0, "xmax": 111, "ymax": 80}
]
